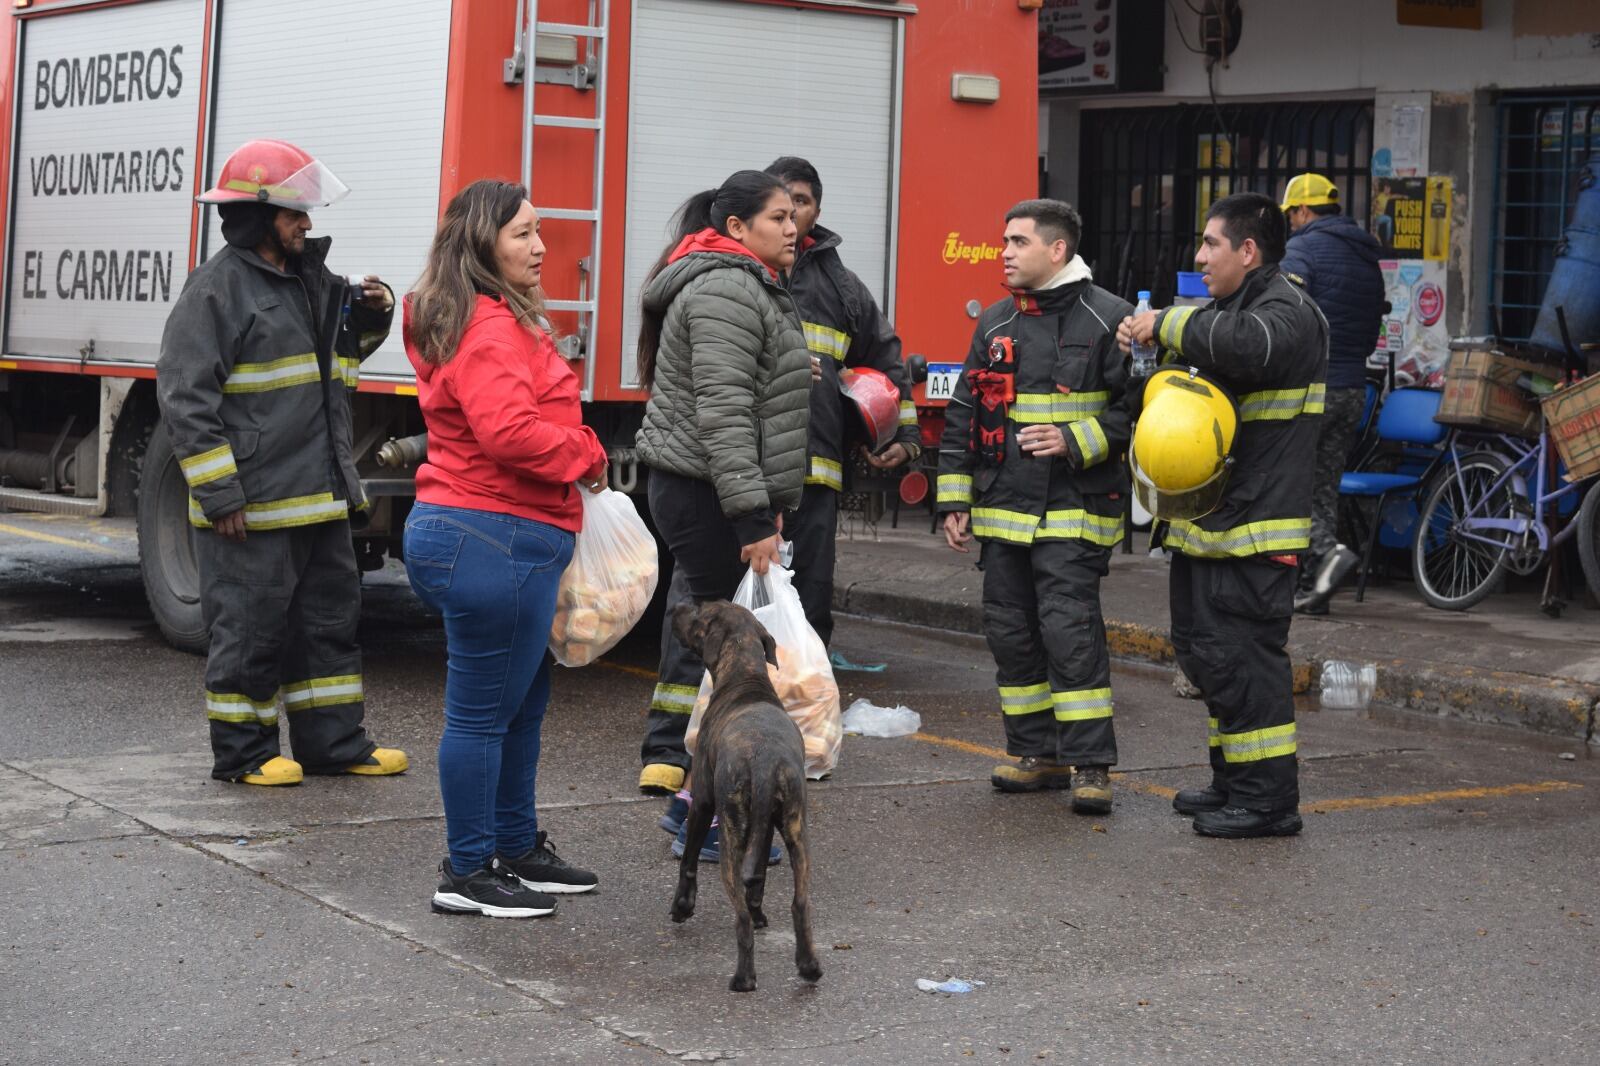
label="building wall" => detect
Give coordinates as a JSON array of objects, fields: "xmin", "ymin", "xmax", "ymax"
[{"xmin": 1043, "ymin": 0, "xmax": 1600, "ymax": 337}]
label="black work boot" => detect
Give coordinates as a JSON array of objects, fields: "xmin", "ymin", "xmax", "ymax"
[
  {"xmin": 1172, "ymin": 783, "xmax": 1228, "ymax": 816},
  {"xmin": 1193, "ymin": 806, "xmax": 1303, "ymax": 838}
]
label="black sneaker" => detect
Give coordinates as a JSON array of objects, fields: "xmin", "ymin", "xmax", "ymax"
[
  {"xmin": 432, "ymin": 859, "xmax": 556, "ymax": 917},
  {"xmin": 496, "ymin": 831, "xmax": 599, "ymax": 894}
]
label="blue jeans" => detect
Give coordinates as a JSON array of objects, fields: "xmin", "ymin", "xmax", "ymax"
[{"xmin": 403, "ymin": 503, "xmax": 575, "ymax": 875}]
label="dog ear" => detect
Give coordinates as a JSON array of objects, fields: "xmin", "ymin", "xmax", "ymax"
[
  {"xmin": 671, "ymin": 602, "xmax": 705, "ymax": 656},
  {"xmin": 761, "ymin": 629, "xmax": 780, "ymax": 669}
]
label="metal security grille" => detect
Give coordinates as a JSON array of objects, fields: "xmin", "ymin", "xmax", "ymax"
[
  {"xmin": 1079, "ymin": 101, "xmax": 1374, "ymax": 304},
  {"xmin": 1491, "ymin": 94, "xmax": 1600, "ymax": 342}
]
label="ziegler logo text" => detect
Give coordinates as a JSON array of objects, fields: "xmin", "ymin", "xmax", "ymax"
[{"xmin": 942, "ymin": 232, "xmax": 1002, "ymax": 266}]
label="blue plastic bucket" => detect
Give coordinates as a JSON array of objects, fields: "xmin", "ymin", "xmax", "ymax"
[
  {"xmin": 1530, "ymin": 225, "xmax": 1600, "ymax": 353},
  {"xmin": 1176, "ymin": 271, "xmax": 1207, "ymax": 298}
]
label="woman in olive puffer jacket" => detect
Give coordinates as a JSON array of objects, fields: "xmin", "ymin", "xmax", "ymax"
[{"xmin": 633, "ymin": 170, "xmax": 812, "ymax": 860}]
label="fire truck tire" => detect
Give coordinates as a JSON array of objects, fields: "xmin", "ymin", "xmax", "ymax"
[{"xmin": 136, "ymin": 423, "xmax": 209, "ymax": 655}]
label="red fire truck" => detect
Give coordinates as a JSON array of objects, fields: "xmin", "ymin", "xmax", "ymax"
[{"xmin": 0, "ymin": 0, "xmax": 1039, "ymax": 649}]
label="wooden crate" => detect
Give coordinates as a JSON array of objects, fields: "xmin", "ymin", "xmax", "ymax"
[
  {"xmin": 1434, "ymin": 346, "xmax": 1548, "ymax": 438},
  {"xmin": 1542, "ymin": 374, "xmax": 1600, "ymax": 481}
]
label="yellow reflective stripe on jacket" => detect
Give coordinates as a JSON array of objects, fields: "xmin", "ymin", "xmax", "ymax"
[
  {"xmin": 1208, "ymin": 716, "xmax": 1221, "ymax": 748},
  {"xmin": 1008, "ymin": 391, "xmax": 1110, "ymax": 424},
  {"xmin": 179, "ymin": 442, "xmax": 237, "ymax": 488},
  {"xmin": 936, "ymin": 473, "xmax": 974, "ymax": 506},
  {"xmin": 282, "ymin": 674, "xmax": 364, "ymax": 711},
  {"xmin": 650, "ymin": 682, "xmax": 698, "ymax": 714},
  {"xmin": 898, "ymin": 400, "xmax": 918, "ymax": 428},
  {"xmin": 804, "ymin": 456, "xmax": 843, "ymax": 491},
  {"xmin": 1163, "ymin": 517, "xmax": 1311, "ymax": 557},
  {"xmin": 1052, "ymin": 687, "xmax": 1113, "ymax": 722},
  {"xmin": 334, "ymin": 355, "xmax": 360, "ymax": 389},
  {"xmin": 1218, "ymin": 722, "xmax": 1297, "ymax": 763},
  {"xmin": 1158, "ymin": 306, "xmax": 1199, "ymax": 352},
  {"xmin": 1068, "ymin": 418, "xmax": 1110, "ymax": 467},
  {"xmin": 998, "ymin": 682, "xmax": 1052, "ymax": 716},
  {"xmin": 205, "ymin": 689, "xmax": 282, "ymax": 725},
  {"xmin": 189, "ymin": 492, "xmax": 350, "ymax": 531},
  {"xmin": 971, "ymin": 507, "xmax": 1040, "ymax": 544},
  {"xmin": 223, "ymin": 352, "xmax": 321, "ymax": 394},
  {"xmin": 1036, "ymin": 508, "xmax": 1124, "ymax": 547},
  {"xmin": 802, "ymin": 321, "xmax": 850, "ymax": 362},
  {"xmin": 1238, "ymin": 383, "xmax": 1325, "ymax": 421}
]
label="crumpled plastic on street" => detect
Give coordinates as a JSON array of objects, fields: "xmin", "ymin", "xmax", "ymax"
[
  {"xmin": 841, "ymin": 698, "xmax": 921, "ymax": 738},
  {"xmin": 915, "ymin": 978, "xmax": 984, "ymax": 994}
]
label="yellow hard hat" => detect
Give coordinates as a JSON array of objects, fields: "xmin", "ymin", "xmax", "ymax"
[
  {"xmin": 1129, "ymin": 367, "xmax": 1238, "ymax": 521},
  {"xmin": 1280, "ymin": 173, "xmax": 1339, "ymax": 211}
]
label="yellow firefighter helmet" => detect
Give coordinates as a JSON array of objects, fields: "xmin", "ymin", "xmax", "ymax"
[{"xmin": 1129, "ymin": 367, "xmax": 1239, "ymax": 521}]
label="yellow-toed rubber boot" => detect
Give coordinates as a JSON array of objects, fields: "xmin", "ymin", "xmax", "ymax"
[
  {"xmin": 990, "ymin": 756, "xmax": 1073, "ymax": 793},
  {"xmin": 638, "ymin": 763, "xmax": 686, "ymax": 795},
  {"xmin": 345, "ymin": 748, "xmax": 409, "ymax": 776},
  {"xmin": 241, "ymin": 756, "xmax": 304, "ymax": 787}
]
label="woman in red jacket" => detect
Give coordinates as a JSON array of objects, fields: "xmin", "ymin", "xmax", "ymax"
[{"xmin": 403, "ymin": 179, "xmax": 608, "ymax": 918}]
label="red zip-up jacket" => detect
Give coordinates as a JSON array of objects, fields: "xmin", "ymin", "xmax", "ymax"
[{"xmin": 404, "ymin": 294, "xmax": 605, "ymax": 532}]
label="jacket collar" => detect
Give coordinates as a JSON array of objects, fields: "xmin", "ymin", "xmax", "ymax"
[
  {"xmin": 1215, "ymin": 265, "xmax": 1279, "ymax": 311},
  {"xmin": 667, "ymin": 227, "xmax": 778, "ymax": 281},
  {"xmin": 233, "ymin": 235, "xmax": 332, "ymax": 280},
  {"xmin": 1009, "ymin": 254, "xmax": 1094, "ymax": 314}
]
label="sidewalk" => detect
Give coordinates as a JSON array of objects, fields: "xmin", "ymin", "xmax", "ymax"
[{"xmin": 832, "ymin": 516, "xmax": 1600, "ymax": 745}]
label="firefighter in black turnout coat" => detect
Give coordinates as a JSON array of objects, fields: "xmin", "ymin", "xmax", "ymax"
[
  {"xmin": 937, "ymin": 200, "xmax": 1133, "ymax": 815},
  {"xmin": 1119, "ymin": 192, "xmax": 1329, "ymax": 839}
]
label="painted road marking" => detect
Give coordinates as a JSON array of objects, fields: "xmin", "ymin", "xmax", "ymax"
[
  {"xmin": 0, "ymin": 522, "xmax": 121, "ymax": 555},
  {"xmin": 598, "ymin": 660, "xmax": 660, "ymax": 681},
  {"xmin": 911, "ymin": 731, "xmax": 1583, "ymax": 811}
]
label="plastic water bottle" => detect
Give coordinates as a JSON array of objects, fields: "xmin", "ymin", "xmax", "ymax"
[
  {"xmin": 1130, "ymin": 291, "xmax": 1158, "ymax": 377},
  {"xmin": 1319, "ymin": 661, "xmax": 1376, "ymax": 711}
]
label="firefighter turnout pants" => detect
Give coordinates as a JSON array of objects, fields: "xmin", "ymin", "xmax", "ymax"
[
  {"xmin": 1168, "ymin": 553, "xmax": 1300, "ymax": 811},
  {"xmin": 787, "ymin": 482, "xmax": 839, "ymax": 647},
  {"xmin": 196, "ymin": 518, "xmax": 376, "ymax": 780},
  {"xmin": 980, "ymin": 539, "xmax": 1118, "ymax": 766},
  {"xmin": 640, "ymin": 469, "xmax": 749, "ymax": 771}
]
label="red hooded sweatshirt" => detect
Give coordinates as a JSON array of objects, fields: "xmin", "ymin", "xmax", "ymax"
[
  {"xmin": 666, "ymin": 227, "xmax": 778, "ymax": 278},
  {"xmin": 404, "ymin": 294, "xmax": 604, "ymax": 532}
]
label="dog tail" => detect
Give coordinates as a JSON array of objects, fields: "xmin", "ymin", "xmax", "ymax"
[{"xmin": 741, "ymin": 775, "xmax": 780, "ymax": 889}]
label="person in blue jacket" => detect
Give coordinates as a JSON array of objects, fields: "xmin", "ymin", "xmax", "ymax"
[{"xmin": 1279, "ymin": 174, "xmax": 1386, "ymax": 615}]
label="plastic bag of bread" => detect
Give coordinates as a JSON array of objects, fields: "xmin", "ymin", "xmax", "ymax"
[
  {"xmin": 685, "ymin": 562, "xmax": 841, "ymax": 779},
  {"xmin": 548, "ymin": 487, "xmax": 659, "ymax": 667}
]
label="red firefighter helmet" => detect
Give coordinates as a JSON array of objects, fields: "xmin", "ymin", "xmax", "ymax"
[
  {"xmin": 196, "ymin": 139, "xmax": 350, "ymax": 211},
  {"xmin": 838, "ymin": 366, "xmax": 902, "ymax": 453}
]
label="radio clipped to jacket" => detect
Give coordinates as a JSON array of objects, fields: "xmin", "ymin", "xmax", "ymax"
[{"xmin": 967, "ymin": 335, "xmax": 1016, "ymax": 466}]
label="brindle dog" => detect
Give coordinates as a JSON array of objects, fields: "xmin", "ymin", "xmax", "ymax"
[{"xmin": 669, "ymin": 601, "xmax": 822, "ymax": 992}]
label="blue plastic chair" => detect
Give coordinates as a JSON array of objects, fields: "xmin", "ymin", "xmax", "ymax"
[{"xmin": 1337, "ymin": 387, "xmax": 1446, "ymax": 601}]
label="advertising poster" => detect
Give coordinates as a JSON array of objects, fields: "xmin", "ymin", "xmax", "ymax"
[
  {"xmin": 1039, "ymin": 0, "xmax": 1117, "ymax": 92},
  {"xmin": 1371, "ymin": 177, "xmax": 1428, "ymax": 259},
  {"xmin": 1372, "ymin": 259, "xmax": 1450, "ymax": 387}
]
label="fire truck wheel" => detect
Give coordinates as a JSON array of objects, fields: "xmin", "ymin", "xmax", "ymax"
[{"xmin": 136, "ymin": 423, "xmax": 210, "ymax": 654}]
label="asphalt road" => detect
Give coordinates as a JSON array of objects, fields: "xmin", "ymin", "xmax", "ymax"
[{"xmin": 2, "ymin": 514, "xmax": 1597, "ymax": 1065}]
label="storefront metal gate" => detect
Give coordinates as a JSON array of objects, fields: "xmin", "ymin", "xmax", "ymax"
[
  {"xmin": 1490, "ymin": 93, "xmax": 1600, "ymax": 342},
  {"xmin": 1079, "ymin": 101, "xmax": 1374, "ymax": 304}
]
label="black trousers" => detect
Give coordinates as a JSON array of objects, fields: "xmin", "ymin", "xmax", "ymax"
[
  {"xmin": 196, "ymin": 519, "xmax": 376, "ymax": 779},
  {"xmin": 640, "ymin": 469, "xmax": 750, "ymax": 770},
  {"xmin": 1169, "ymin": 552, "xmax": 1300, "ymax": 811},
  {"xmin": 979, "ymin": 539, "xmax": 1118, "ymax": 766},
  {"xmin": 787, "ymin": 482, "xmax": 839, "ymax": 647}
]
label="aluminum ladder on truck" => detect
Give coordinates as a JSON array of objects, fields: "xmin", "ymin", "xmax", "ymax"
[{"xmin": 506, "ymin": 0, "xmax": 610, "ymax": 400}]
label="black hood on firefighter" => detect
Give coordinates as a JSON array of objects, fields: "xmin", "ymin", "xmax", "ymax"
[{"xmin": 218, "ymin": 202, "xmax": 280, "ymax": 250}]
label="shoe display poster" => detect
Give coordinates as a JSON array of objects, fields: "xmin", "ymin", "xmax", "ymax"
[{"xmin": 1039, "ymin": 0, "xmax": 1117, "ymax": 92}]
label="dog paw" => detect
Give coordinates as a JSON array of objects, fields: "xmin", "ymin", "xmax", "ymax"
[
  {"xmin": 729, "ymin": 974, "xmax": 757, "ymax": 993},
  {"xmin": 670, "ymin": 903, "xmax": 694, "ymax": 923},
  {"xmin": 798, "ymin": 960, "xmax": 823, "ymax": 983},
  {"xmin": 751, "ymin": 909, "xmax": 768, "ymax": 930}
]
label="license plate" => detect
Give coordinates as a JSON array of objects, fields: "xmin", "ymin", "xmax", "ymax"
[{"xmin": 924, "ymin": 362, "xmax": 963, "ymax": 402}]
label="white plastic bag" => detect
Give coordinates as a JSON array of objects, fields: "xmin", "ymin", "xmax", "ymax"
[
  {"xmin": 841, "ymin": 698, "xmax": 921, "ymax": 738},
  {"xmin": 548, "ymin": 487, "xmax": 659, "ymax": 667},
  {"xmin": 685, "ymin": 563, "xmax": 842, "ymax": 779}
]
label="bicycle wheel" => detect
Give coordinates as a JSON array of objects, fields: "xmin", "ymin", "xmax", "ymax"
[
  {"xmin": 1575, "ymin": 479, "xmax": 1600, "ymax": 605},
  {"xmin": 1412, "ymin": 451, "xmax": 1515, "ymax": 610}
]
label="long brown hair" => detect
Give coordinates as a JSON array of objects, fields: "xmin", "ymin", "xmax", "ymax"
[{"xmin": 408, "ymin": 179, "xmax": 550, "ymax": 365}]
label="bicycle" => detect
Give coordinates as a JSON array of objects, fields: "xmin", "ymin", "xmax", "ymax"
[{"xmin": 1411, "ymin": 413, "xmax": 1600, "ymax": 611}]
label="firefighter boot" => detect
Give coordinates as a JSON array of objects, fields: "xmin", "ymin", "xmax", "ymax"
[
  {"xmin": 1069, "ymin": 765, "xmax": 1112, "ymax": 815},
  {"xmin": 346, "ymin": 748, "xmax": 409, "ymax": 776},
  {"xmin": 240, "ymin": 756, "xmax": 304, "ymax": 787},
  {"xmin": 1172, "ymin": 781, "xmax": 1228, "ymax": 816},
  {"xmin": 991, "ymin": 756, "xmax": 1073, "ymax": 793},
  {"xmin": 639, "ymin": 764, "xmax": 686, "ymax": 795},
  {"xmin": 1193, "ymin": 806, "xmax": 1304, "ymax": 838}
]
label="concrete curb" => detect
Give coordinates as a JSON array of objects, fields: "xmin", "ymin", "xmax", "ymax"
[{"xmin": 835, "ymin": 585, "xmax": 1600, "ymax": 746}]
